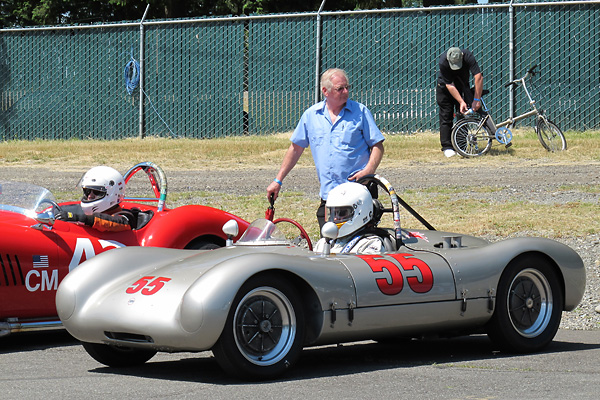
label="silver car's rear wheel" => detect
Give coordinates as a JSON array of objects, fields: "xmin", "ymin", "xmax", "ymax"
[
  {"xmin": 213, "ymin": 275, "xmax": 305, "ymax": 380},
  {"xmin": 486, "ymin": 255, "xmax": 563, "ymax": 352}
]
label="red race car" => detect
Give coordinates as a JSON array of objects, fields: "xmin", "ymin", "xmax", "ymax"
[{"xmin": 0, "ymin": 162, "xmax": 249, "ymax": 337}]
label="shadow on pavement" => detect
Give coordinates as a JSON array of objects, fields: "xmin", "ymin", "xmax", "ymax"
[{"xmin": 86, "ymin": 332, "xmax": 600, "ymax": 384}]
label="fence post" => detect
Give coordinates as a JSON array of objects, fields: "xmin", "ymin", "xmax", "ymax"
[
  {"xmin": 508, "ymin": 0, "xmax": 515, "ymax": 120},
  {"xmin": 314, "ymin": 0, "xmax": 327, "ymax": 104},
  {"xmin": 138, "ymin": 5, "xmax": 150, "ymax": 139}
]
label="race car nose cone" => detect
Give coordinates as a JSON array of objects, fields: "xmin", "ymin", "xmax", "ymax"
[{"xmin": 56, "ymin": 285, "xmax": 76, "ymax": 321}]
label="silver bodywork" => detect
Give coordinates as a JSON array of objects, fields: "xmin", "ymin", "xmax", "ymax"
[{"xmin": 57, "ymin": 224, "xmax": 585, "ymax": 352}]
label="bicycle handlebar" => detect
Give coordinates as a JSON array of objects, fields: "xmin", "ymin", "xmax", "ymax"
[
  {"xmin": 527, "ymin": 64, "xmax": 538, "ymax": 75},
  {"xmin": 504, "ymin": 64, "xmax": 539, "ymax": 88}
]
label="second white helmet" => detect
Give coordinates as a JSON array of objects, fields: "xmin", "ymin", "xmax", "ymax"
[
  {"xmin": 325, "ymin": 182, "xmax": 373, "ymax": 238},
  {"xmin": 78, "ymin": 166, "xmax": 126, "ymax": 215}
]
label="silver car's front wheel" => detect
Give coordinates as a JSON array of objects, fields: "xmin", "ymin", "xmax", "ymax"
[
  {"xmin": 213, "ymin": 275, "xmax": 305, "ymax": 380},
  {"xmin": 234, "ymin": 287, "xmax": 296, "ymax": 366},
  {"xmin": 486, "ymin": 255, "xmax": 563, "ymax": 353},
  {"xmin": 507, "ymin": 269, "xmax": 553, "ymax": 338},
  {"xmin": 82, "ymin": 342, "xmax": 156, "ymax": 367}
]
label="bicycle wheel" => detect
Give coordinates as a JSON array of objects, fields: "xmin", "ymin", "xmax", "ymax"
[
  {"xmin": 536, "ymin": 117, "xmax": 567, "ymax": 152},
  {"xmin": 451, "ymin": 118, "xmax": 493, "ymax": 157}
]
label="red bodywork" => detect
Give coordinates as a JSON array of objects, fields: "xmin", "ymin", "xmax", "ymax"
[{"xmin": 0, "ymin": 200, "xmax": 249, "ymax": 321}]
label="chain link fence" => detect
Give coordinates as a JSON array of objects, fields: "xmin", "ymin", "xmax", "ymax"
[{"xmin": 0, "ymin": 1, "xmax": 598, "ymax": 140}]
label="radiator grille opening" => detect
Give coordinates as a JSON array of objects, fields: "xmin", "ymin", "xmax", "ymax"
[{"xmin": 104, "ymin": 331, "xmax": 154, "ymax": 343}]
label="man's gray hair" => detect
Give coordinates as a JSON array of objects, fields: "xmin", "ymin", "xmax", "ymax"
[{"xmin": 320, "ymin": 68, "xmax": 349, "ymax": 91}]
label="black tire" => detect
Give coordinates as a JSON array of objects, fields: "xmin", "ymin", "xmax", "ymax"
[
  {"xmin": 212, "ymin": 275, "xmax": 305, "ymax": 380},
  {"xmin": 82, "ymin": 342, "xmax": 156, "ymax": 367},
  {"xmin": 536, "ymin": 117, "xmax": 567, "ymax": 152},
  {"xmin": 451, "ymin": 118, "xmax": 493, "ymax": 157},
  {"xmin": 486, "ymin": 255, "xmax": 563, "ymax": 353},
  {"xmin": 185, "ymin": 240, "xmax": 221, "ymax": 250}
]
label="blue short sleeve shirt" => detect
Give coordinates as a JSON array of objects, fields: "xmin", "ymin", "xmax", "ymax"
[{"xmin": 291, "ymin": 99, "xmax": 384, "ymax": 199}]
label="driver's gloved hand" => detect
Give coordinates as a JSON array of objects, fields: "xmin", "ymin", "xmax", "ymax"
[{"xmin": 57, "ymin": 209, "xmax": 90, "ymax": 224}]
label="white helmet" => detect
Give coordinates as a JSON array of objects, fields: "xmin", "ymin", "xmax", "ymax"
[
  {"xmin": 78, "ymin": 166, "xmax": 125, "ymax": 215},
  {"xmin": 325, "ymin": 182, "xmax": 373, "ymax": 238}
]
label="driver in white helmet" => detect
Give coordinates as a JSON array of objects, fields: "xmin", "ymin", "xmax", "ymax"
[
  {"xmin": 314, "ymin": 182, "xmax": 393, "ymax": 254},
  {"xmin": 57, "ymin": 166, "xmax": 136, "ymax": 232}
]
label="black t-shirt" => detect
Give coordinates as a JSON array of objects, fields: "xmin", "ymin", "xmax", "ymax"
[{"xmin": 436, "ymin": 49, "xmax": 481, "ymax": 95}]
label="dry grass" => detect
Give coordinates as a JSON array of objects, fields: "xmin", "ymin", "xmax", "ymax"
[
  {"xmin": 1, "ymin": 129, "xmax": 598, "ymax": 170},
  {"xmin": 2, "ymin": 130, "xmax": 599, "ymax": 240}
]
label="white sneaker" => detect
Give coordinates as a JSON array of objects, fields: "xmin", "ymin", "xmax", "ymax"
[{"xmin": 443, "ymin": 149, "xmax": 456, "ymax": 158}]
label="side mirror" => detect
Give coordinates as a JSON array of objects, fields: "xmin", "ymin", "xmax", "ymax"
[
  {"xmin": 222, "ymin": 219, "xmax": 239, "ymax": 246},
  {"xmin": 32, "ymin": 210, "xmax": 56, "ymax": 229},
  {"xmin": 321, "ymin": 222, "xmax": 338, "ymax": 240},
  {"xmin": 320, "ymin": 222, "xmax": 338, "ymax": 256}
]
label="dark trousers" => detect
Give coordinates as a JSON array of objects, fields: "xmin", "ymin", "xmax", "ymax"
[
  {"xmin": 436, "ymin": 84, "xmax": 474, "ymax": 151},
  {"xmin": 316, "ymin": 199, "xmax": 327, "ymax": 235}
]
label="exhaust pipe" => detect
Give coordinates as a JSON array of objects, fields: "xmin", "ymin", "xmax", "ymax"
[{"xmin": 0, "ymin": 318, "xmax": 63, "ymax": 337}]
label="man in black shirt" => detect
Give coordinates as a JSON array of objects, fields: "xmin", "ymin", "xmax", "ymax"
[{"xmin": 436, "ymin": 47, "xmax": 483, "ymax": 157}]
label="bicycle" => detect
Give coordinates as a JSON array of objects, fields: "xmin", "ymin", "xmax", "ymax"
[{"xmin": 450, "ymin": 65, "xmax": 567, "ymax": 157}]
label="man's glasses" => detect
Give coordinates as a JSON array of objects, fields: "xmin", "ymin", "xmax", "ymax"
[
  {"xmin": 83, "ymin": 188, "xmax": 105, "ymax": 200},
  {"xmin": 332, "ymin": 85, "xmax": 350, "ymax": 93}
]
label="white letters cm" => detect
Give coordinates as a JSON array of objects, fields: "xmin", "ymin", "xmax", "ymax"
[{"xmin": 25, "ymin": 238, "xmax": 125, "ymax": 292}]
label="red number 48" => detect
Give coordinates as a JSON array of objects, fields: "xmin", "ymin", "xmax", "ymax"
[{"xmin": 126, "ymin": 276, "xmax": 171, "ymax": 295}]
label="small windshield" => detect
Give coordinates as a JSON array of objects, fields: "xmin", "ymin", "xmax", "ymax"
[
  {"xmin": 0, "ymin": 181, "xmax": 57, "ymax": 216},
  {"xmin": 237, "ymin": 218, "xmax": 290, "ymax": 246}
]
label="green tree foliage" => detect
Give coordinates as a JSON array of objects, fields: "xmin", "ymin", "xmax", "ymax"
[{"xmin": 0, "ymin": 0, "xmax": 500, "ymax": 27}]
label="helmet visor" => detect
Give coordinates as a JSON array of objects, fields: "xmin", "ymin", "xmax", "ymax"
[
  {"xmin": 81, "ymin": 186, "xmax": 107, "ymax": 203},
  {"xmin": 326, "ymin": 205, "xmax": 354, "ymax": 224}
]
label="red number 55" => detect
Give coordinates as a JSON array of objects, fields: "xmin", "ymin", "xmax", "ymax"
[
  {"xmin": 126, "ymin": 276, "xmax": 171, "ymax": 295},
  {"xmin": 358, "ymin": 253, "xmax": 433, "ymax": 296}
]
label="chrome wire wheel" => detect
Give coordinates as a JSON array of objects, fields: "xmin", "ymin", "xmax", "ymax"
[
  {"xmin": 486, "ymin": 255, "xmax": 563, "ymax": 353},
  {"xmin": 233, "ymin": 286, "xmax": 297, "ymax": 366},
  {"xmin": 506, "ymin": 268, "xmax": 553, "ymax": 338}
]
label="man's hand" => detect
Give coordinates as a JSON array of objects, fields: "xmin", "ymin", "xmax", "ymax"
[
  {"xmin": 348, "ymin": 169, "xmax": 370, "ymax": 182},
  {"xmin": 266, "ymin": 181, "xmax": 281, "ymax": 202},
  {"xmin": 57, "ymin": 209, "xmax": 87, "ymax": 223}
]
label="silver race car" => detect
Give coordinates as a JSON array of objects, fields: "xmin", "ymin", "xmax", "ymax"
[{"xmin": 56, "ymin": 175, "xmax": 585, "ymax": 380}]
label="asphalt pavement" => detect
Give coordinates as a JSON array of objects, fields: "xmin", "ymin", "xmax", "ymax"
[{"xmin": 1, "ymin": 329, "xmax": 599, "ymax": 399}]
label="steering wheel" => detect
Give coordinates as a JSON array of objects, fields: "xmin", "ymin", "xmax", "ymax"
[
  {"xmin": 273, "ymin": 217, "xmax": 313, "ymax": 251},
  {"xmin": 38, "ymin": 198, "xmax": 62, "ymax": 215},
  {"xmin": 34, "ymin": 199, "xmax": 63, "ymax": 225}
]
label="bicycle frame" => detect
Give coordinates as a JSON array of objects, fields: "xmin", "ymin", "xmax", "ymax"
[
  {"xmin": 451, "ymin": 65, "xmax": 566, "ymax": 157},
  {"xmin": 495, "ymin": 68, "xmax": 541, "ymax": 129}
]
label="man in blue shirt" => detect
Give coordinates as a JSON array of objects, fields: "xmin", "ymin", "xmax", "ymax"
[{"xmin": 267, "ymin": 68, "xmax": 385, "ymax": 229}]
